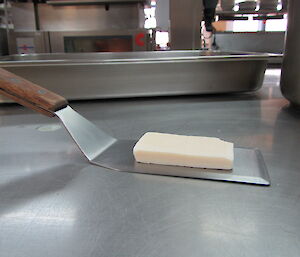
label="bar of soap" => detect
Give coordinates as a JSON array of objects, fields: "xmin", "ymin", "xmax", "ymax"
[{"xmin": 133, "ymin": 132, "xmax": 234, "ymax": 170}]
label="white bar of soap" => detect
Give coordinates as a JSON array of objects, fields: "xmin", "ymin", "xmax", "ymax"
[{"xmin": 133, "ymin": 132, "xmax": 234, "ymax": 170}]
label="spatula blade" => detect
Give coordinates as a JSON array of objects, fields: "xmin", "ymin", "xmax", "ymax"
[
  {"xmin": 55, "ymin": 107, "xmax": 270, "ymax": 185},
  {"xmin": 91, "ymin": 140, "xmax": 270, "ymax": 186}
]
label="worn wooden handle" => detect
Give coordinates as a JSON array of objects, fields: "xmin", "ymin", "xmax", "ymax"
[{"xmin": 0, "ymin": 68, "xmax": 68, "ymax": 117}]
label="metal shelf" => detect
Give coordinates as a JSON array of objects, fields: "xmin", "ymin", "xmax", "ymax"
[{"xmin": 216, "ymin": 10, "xmax": 287, "ymax": 16}]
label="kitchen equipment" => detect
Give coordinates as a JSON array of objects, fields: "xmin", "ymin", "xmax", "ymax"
[
  {"xmin": 0, "ymin": 68, "xmax": 270, "ymax": 185},
  {"xmin": 280, "ymin": 0, "xmax": 300, "ymax": 107},
  {"xmin": 9, "ymin": 2, "xmax": 150, "ymax": 54},
  {"xmin": 170, "ymin": 0, "xmax": 203, "ymax": 50},
  {"xmin": 0, "ymin": 51, "xmax": 273, "ymax": 103}
]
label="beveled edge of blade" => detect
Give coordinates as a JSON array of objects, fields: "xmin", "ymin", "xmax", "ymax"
[{"xmin": 253, "ymin": 148, "xmax": 271, "ymax": 186}]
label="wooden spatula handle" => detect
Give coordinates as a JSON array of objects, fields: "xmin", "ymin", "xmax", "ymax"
[{"xmin": 0, "ymin": 68, "xmax": 68, "ymax": 117}]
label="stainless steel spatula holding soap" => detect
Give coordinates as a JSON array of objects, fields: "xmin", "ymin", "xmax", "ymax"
[{"xmin": 0, "ymin": 68, "xmax": 270, "ymax": 185}]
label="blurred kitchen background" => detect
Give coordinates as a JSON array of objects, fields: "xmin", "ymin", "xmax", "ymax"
[{"xmin": 0, "ymin": 0, "xmax": 288, "ymax": 56}]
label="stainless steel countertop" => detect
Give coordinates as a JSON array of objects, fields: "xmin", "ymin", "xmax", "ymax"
[{"xmin": 0, "ymin": 69, "xmax": 300, "ymax": 257}]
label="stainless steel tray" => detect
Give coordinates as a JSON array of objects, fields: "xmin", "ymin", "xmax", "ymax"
[{"xmin": 0, "ymin": 51, "xmax": 271, "ymax": 103}]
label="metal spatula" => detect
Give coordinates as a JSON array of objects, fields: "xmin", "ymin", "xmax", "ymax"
[{"xmin": 0, "ymin": 68, "xmax": 270, "ymax": 185}]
